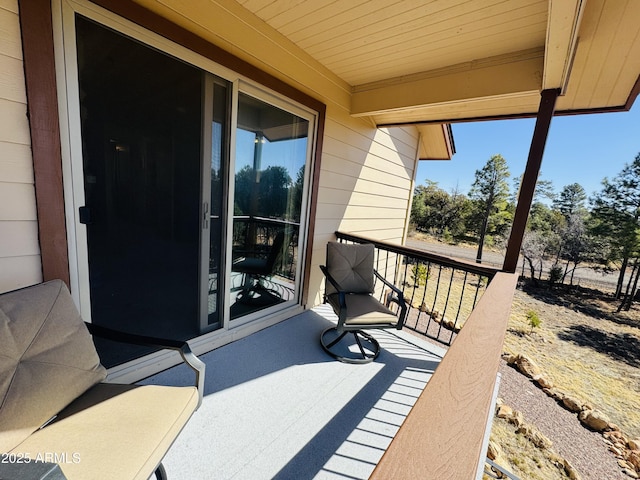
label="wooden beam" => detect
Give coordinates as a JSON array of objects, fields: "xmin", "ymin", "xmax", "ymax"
[
  {"xmin": 18, "ymin": 0, "xmax": 70, "ymax": 287},
  {"xmin": 351, "ymin": 50, "xmax": 543, "ymax": 117},
  {"xmin": 369, "ymin": 272, "xmax": 518, "ymax": 480},
  {"xmin": 543, "ymin": 0, "xmax": 585, "ymax": 92},
  {"xmin": 503, "ymin": 89, "xmax": 560, "ymax": 273}
]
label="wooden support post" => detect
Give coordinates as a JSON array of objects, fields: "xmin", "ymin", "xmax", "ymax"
[
  {"xmin": 19, "ymin": 0, "xmax": 70, "ymax": 286},
  {"xmin": 503, "ymin": 89, "xmax": 560, "ymax": 272}
]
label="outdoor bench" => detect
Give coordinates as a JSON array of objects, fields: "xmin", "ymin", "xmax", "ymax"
[{"xmin": 0, "ymin": 279, "xmax": 205, "ymax": 479}]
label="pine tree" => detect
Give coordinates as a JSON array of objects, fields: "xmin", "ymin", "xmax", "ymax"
[
  {"xmin": 591, "ymin": 153, "xmax": 640, "ymax": 300},
  {"xmin": 469, "ymin": 154, "xmax": 511, "ymax": 263},
  {"xmin": 553, "ymin": 183, "xmax": 587, "ymax": 218}
]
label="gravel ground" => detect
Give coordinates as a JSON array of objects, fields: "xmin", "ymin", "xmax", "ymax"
[{"xmin": 498, "ymin": 361, "xmax": 629, "ymax": 480}]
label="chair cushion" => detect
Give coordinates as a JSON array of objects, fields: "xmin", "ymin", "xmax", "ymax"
[
  {"xmin": 326, "ymin": 242, "xmax": 375, "ymax": 295},
  {"xmin": 0, "ymin": 280, "xmax": 107, "ymax": 452},
  {"xmin": 327, "ymin": 293, "xmax": 398, "ymax": 326},
  {"xmin": 9, "ymin": 383, "xmax": 199, "ymax": 480}
]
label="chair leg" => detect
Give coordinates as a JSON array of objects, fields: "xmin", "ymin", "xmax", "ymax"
[
  {"xmin": 154, "ymin": 463, "xmax": 167, "ymax": 480},
  {"xmin": 320, "ymin": 327, "xmax": 381, "ymax": 364}
]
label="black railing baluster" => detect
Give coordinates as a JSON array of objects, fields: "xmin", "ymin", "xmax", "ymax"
[{"xmin": 334, "ymin": 232, "xmax": 498, "ymax": 346}]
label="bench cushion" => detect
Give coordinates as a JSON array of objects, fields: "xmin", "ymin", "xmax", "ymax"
[
  {"xmin": 0, "ymin": 280, "xmax": 107, "ymax": 452},
  {"xmin": 10, "ymin": 383, "xmax": 199, "ymax": 480}
]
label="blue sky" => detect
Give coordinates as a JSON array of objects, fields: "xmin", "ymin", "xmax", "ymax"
[{"xmin": 416, "ymin": 103, "xmax": 640, "ymax": 201}]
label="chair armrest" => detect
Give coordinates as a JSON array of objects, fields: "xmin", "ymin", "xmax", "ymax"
[
  {"xmin": 374, "ymin": 270, "xmax": 408, "ymax": 327},
  {"xmin": 85, "ymin": 322, "xmax": 206, "ymax": 409},
  {"xmin": 319, "ymin": 265, "xmax": 347, "ymax": 306}
]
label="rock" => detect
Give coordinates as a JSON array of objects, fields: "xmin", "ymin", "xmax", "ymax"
[
  {"xmin": 578, "ymin": 409, "xmax": 611, "ymax": 432},
  {"xmin": 529, "ymin": 429, "xmax": 553, "ymax": 449},
  {"xmin": 533, "ymin": 374, "xmax": 554, "ymax": 389},
  {"xmin": 562, "ymin": 395, "xmax": 584, "ymax": 413},
  {"xmin": 543, "ymin": 387, "xmax": 565, "ymax": 401},
  {"xmin": 502, "ymin": 352, "xmax": 518, "ymax": 364},
  {"xmin": 627, "ymin": 450, "xmax": 640, "ymax": 470},
  {"xmin": 564, "ymin": 459, "xmax": 581, "ymax": 480},
  {"xmin": 610, "ymin": 445, "xmax": 623, "ymax": 457},
  {"xmin": 629, "ymin": 438, "xmax": 640, "ymax": 450},
  {"xmin": 496, "ymin": 404, "xmax": 513, "ymax": 419},
  {"xmin": 623, "ymin": 468, "xmax": 640, "ymax": 479},
  {"xmin": 509, "ymin": 410, "xmax": 525, "ymax": 428},
  {"xmin": 516, "ymin": 424, "xmax": 553, "ymax": 449},
  {"xmin": 515, "ymin": 354, "xmax": 542, "ymax": 378},
  {"xmin": 487, "ymin": 440, "xmax": 502, "ymax": 461},
  {"xmin": 620, "ymin": 459, "xmax": 634, "ymax": 469},
  {"xmin": 605, "ymin": 430, "xmax": 626, "ymax": 443}
]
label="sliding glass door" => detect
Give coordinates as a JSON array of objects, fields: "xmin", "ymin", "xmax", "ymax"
[
  {"xmin": 63, "ymin": 6, "xmax": 315, "ymax": 368},
  {"xmin": 230, "ymin": 93, "xmax": 309, "ymax": 319}
]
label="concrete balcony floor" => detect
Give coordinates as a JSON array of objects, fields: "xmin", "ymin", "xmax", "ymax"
[{"xmin": 143, "ymin": 305, "xmax": 445, "ymax": 480}]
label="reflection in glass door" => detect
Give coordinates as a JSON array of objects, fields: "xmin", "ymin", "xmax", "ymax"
[{"xmin": 230, "ymin": 92, "xmax": 310, "ymax": 319}]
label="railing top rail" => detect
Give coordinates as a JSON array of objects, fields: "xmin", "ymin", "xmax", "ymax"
[
  {"xmin": 370, "ymin": 271, "xmax": 519, "ymax": 480},
  {"xmin": 335, "ymin": 232, "xmax": 500, "ymax": 279}
]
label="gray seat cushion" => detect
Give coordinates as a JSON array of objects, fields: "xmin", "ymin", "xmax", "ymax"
[
  {"xmin": 327, "ymin": 293, "xmax": 398, "ymax": 326},
  {"xmin": 0, "ymin": 280, "xmax": 107, "ymax": 452}
]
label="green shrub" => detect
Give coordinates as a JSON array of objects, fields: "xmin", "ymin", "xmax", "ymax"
[
  {"xmin": 548, "ymin": 265, "xmax": 563, "ymax": 287},
  {"xmin": 526, "ymin": 309, "xmax": 541, "ymax": 333},
  {"xmin": 411, "ymin": 263, "xmax": 430, "ymax": 286}
]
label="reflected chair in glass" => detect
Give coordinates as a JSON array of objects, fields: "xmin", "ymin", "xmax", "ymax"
[
  {"xmin": 319, "ymin": 241, "xmax": 408, "ymax": 364},
  {"xmin": 232, "ymin": 230, "xmax": 287, "ymax": 304}
]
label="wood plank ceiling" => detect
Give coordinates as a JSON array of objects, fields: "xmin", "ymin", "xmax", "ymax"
[{"xmin": 238, "ymin": 0, "xmax": 640, "ymax": 125}]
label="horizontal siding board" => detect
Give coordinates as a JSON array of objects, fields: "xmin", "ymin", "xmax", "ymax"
[
  {"xmin": 0, "ymin": 98, "xmax": 31, "ymax": 145},
  {"xmin": 0, "ymin": 5, "xmax": 22, "ymax": 59},
  {"xmin": 324, "ymin": 120, "xmax": 418, "ymax": 164},
  {"xmin": 0, "ymin": 220, "xmax": 40, "ymax": 257},
  {"xmin": 317, "ymin": 203, "xmax": 407, "ymax": 220},
  {"xmin": 321, "ymin": 152, "xmax": 412, "ymax": 185},
  {"xmin": 0, "ymin": 182, "xmax": 37, "ymax": 220},
  {"xmin": 321, "ymin": 141, "xmax": 414, "ymax": 180},
  {"xmin": 317, "ymin": 188, "xmax": 409, "ymax": 209},
  {"xmin": 0, "ymin": 0, "xmax": 18, "ymax": 14},
  {"xmin": 0, "ymin": 142, "xmax": 34, "ymax": 184},
  {"xmin": 318, "ymin": 170, "xmax": 411, "ymax": 198},
  {"xmin": 0, "ymin": 255, "xmax": 43, "ymax": 294},
  {"xmin": 0, "ymin": 54, "xmax": 28, "ymax": 103}
]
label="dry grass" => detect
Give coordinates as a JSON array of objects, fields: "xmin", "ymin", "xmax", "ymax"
[
  {"xmin": 402, "ymin": 268, "xmax": 488, "ymax": 327},
  {"xmin": 485, "ymin": 417, "xmax": 570, "ymax": 480}
]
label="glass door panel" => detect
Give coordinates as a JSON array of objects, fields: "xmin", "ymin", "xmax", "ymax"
[
  {"xmin": 231, "ymin": 92, "xmax": 309, "ymax": 319},
  {"xmin": 203, "ymin": 80, "xmax": 230, "ymax": 329}
]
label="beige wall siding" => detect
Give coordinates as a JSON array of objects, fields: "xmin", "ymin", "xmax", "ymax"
[
  {"xmin": 309, "ymin": 110, "xmax": 419, "ymax": 305},
  {"xmin": 0, "ymin": 0, "xmax": 42, "ymax": 293}
]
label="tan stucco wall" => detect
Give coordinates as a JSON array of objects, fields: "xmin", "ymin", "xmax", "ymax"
[{"xmin": 0, "ymin": 0, "xmax": 42, "ymax": 293}]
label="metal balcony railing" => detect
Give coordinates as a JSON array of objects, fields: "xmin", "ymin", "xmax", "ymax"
[{"xmin": 335, "ymin": 232, "xmax": 500, "ymax": 346}]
